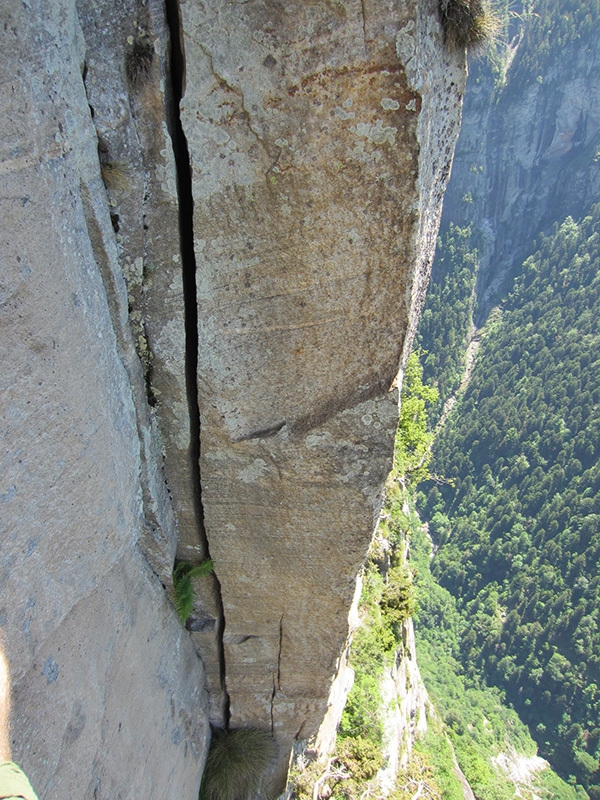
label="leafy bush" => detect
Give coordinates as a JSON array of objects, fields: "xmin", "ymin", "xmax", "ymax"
[
  {"xmin": 381, "ymin": 564, "xmax": 417, "ymax": 636},
  {"xmin": 336, "ymin": 737, "xmax": 383, "ymax": 784},
  {"xmin": 395, "ymin": 352, "xmax": 439, "ymax": 486},
  {"xmin": 200, "ymin": 728, "xmax": 277, "ymax": 800}
]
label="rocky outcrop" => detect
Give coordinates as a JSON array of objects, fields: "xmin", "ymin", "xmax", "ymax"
[
  {"xmin": 177, "ymin": 0, "xmax": 465, "ymax": 790},
  {"xmin": 0, "ymin": 0, "xmax": 465, "ymax": 796},
  {"xmin": 378, "ymin": 618, "xmax": 430, "ymax": 793}
]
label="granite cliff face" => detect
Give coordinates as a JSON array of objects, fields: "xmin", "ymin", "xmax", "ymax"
[
  {"xmin": 180, "ymin": 1, "xmax": 465, "ymax": 789},
  {"xmin": 0, "ymin": 1, "xmax": 465, "ymax": 796}
]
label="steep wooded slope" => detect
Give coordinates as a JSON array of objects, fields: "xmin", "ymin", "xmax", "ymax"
[
  {"xmin": 414, "ymin": 1, "xmax": 600, "ymax": 794},
  {"xmin": 423, "ymin": 207, "xmax": 600, "ymax": 793}
]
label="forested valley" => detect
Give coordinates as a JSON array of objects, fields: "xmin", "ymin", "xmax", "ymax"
[{"xmin": 412, "ymin": 0, "xmax": 600, "ymax": 796}]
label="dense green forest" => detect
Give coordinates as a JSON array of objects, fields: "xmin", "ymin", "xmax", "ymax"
[
  {"xmin": 506, "ymin": 0, "xmax": 600, "ymax": 91},
  {"xmin": 417, "ymin": 223, "xmax": 480, "ymax": 415},
  {"xmin": 411, "ymin": 502, "xmax": 580, "ymax": 800},
  {"xmin": 418, "ymin": 205, "xmax": 600, "ymax": 795}
]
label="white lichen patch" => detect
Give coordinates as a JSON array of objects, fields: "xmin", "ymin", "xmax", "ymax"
[
  {"xmin": 352, "ymin": 141, "xmax": 383, "ymax": 164},
  {"xmin": 124, "ymin": 256, "xmax": 144, "ymax": 289},
  {"xmin": 342, "ymin": 97, "xmax": 353, "ymax": 109},
  {"xmin": 196, "ymin": 119, "xmax": 232, "ymax": 145},
  {"xmin": 381, "ymin": 98, "xmax": 400, "ymax": 111},
  {"xmin": 355, "ymin": 119, "xmax": 397, "ymax": 146},
  {"xmin": 396, "ymin": 20, "xmax": 418, "ymax": 91},
  {"xmin": 305, "ymin": 431, "xmax": 332, "ymax": 449},
  {"xmin": 406, "ymin": 98, "xmax": 417, "ymax": 112},
  {"xmin": 237, "ymin": 458, "xmax": 269, "ymax": 483},
  {"xmin": 334, "ymin": 106, "xmax": 355, "ymax": 120}
]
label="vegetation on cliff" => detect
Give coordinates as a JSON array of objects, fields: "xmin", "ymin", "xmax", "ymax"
[
  {"xmin": 439, "ymin": 0, "xmax": 502, "ymax": 51},
  {"xmin": 417, "ymin": 223, "xmax": 480, "ymax": 415},
  {"xmin": 289, "ymin": 354, "xmax": 437, "ymax": 800}
]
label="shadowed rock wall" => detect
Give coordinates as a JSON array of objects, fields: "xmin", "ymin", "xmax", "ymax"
[
  {"xmin": 440, "ymin": 22, "xmax": 600, "ymax": 316},
  {"xmin": 0, "ymin": 1, "xmax": 209, "ymax": 797}
]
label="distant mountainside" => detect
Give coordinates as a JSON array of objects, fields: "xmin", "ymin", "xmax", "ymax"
[
  {"xmin": 439, "ymin": 0, "xmax": 600, "ymax": 320},
  {"xmin": 415, "ymin": 1, "xmax": 600, "ymax": 796}
]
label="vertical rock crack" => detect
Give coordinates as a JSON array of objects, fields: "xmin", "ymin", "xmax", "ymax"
[
  {"xmin": 270, "ymin": 615, "xmax": 283, "ymax": 735},
  {"xmin": 164, "ymin": 0, "xmax": 230, "ymax": 725}
]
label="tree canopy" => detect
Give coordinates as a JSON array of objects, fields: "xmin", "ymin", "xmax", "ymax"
[{"xmin": 419, "ymin": 205, "xmax": 600, "ymax": 794}]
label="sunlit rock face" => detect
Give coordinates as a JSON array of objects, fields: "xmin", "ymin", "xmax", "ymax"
[{"xmin": 179, "ymin": 0, "xmax": 465, "ymax": 789}]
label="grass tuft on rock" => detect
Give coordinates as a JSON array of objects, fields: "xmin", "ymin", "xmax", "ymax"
[
  {"xmin": 126, "ymin": 36, "xmax": 154, "ymax": 87},
  {"xmin": 200, "ymin": 728, "xmax": 277, "ymax": 800},
  {"xmin": 100, "ymin": 162, "xmax": 130, "ymax": 192},
  {"xmin": 439, "ymin": 0, "xmax": 500, "ymax": 50}
]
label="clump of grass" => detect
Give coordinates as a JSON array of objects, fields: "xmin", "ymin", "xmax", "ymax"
[
  {"xmin": 439, "ymin": 0, "xmax": 500, "ymax": 50},
  {"xmin": 100, "ymin": 161, "xmax": 130, "ymax": 192},
  {"xmin": 126, "ymin": 36, "xmax": 154, "ymax": 87},
  {"xmin": 173, "ymin": 560, "xmax": 214, "ymax": 625},
  {"xmin": 200, "ymin": 728, "xmax": 277, "ymax": 800}
]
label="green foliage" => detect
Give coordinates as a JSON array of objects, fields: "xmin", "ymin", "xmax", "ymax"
[
  {"xmin": 396, "ymin": 352, "xmax": 439, "ymax": 486},
  {"xmin": 338, "ymin": 353, "xmax": 435, "ymax": 779},
  {"xmin": 380, "ymin": 563, "xmax": 417, "ymax": 637},
  {"xmin": 410, "ymin": 520, "xmax": 579, "ymax": 800},
  {"xmin": 389, "ymin": 742, "xmax": 446, "ymax": 799},
  {"xmin": 339, "ymin": 564, "xmax": 393, "ymax": 746},
  {"xmin": 336, "ymin": 737, "xmax": 383, "ymax": 786},
  {"xmin": 173, "ymin": 559, "xmax": 214, "ymax": 625},
  {"xmin": 339, "ymin": 351, "xmax": 436, "ymax": 747},
  {"xmin": 506, "ymin": 0, "xmax": 600, "ymax": 92},
  {"xmin": 420, "ymin": 204, "xmax": 600, "ymax": 792},
  {"xmin": 289, "ymin": 738, "xmax": 383, "ymax": 800},
  {"xmin": 199, "ymin": 728, "xmax": 277, "ymax": 800}
]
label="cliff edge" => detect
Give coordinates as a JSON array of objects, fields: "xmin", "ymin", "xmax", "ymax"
[{"xmin": 0, "ymin": 0, "xmax": 465, "ymax": 796}]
